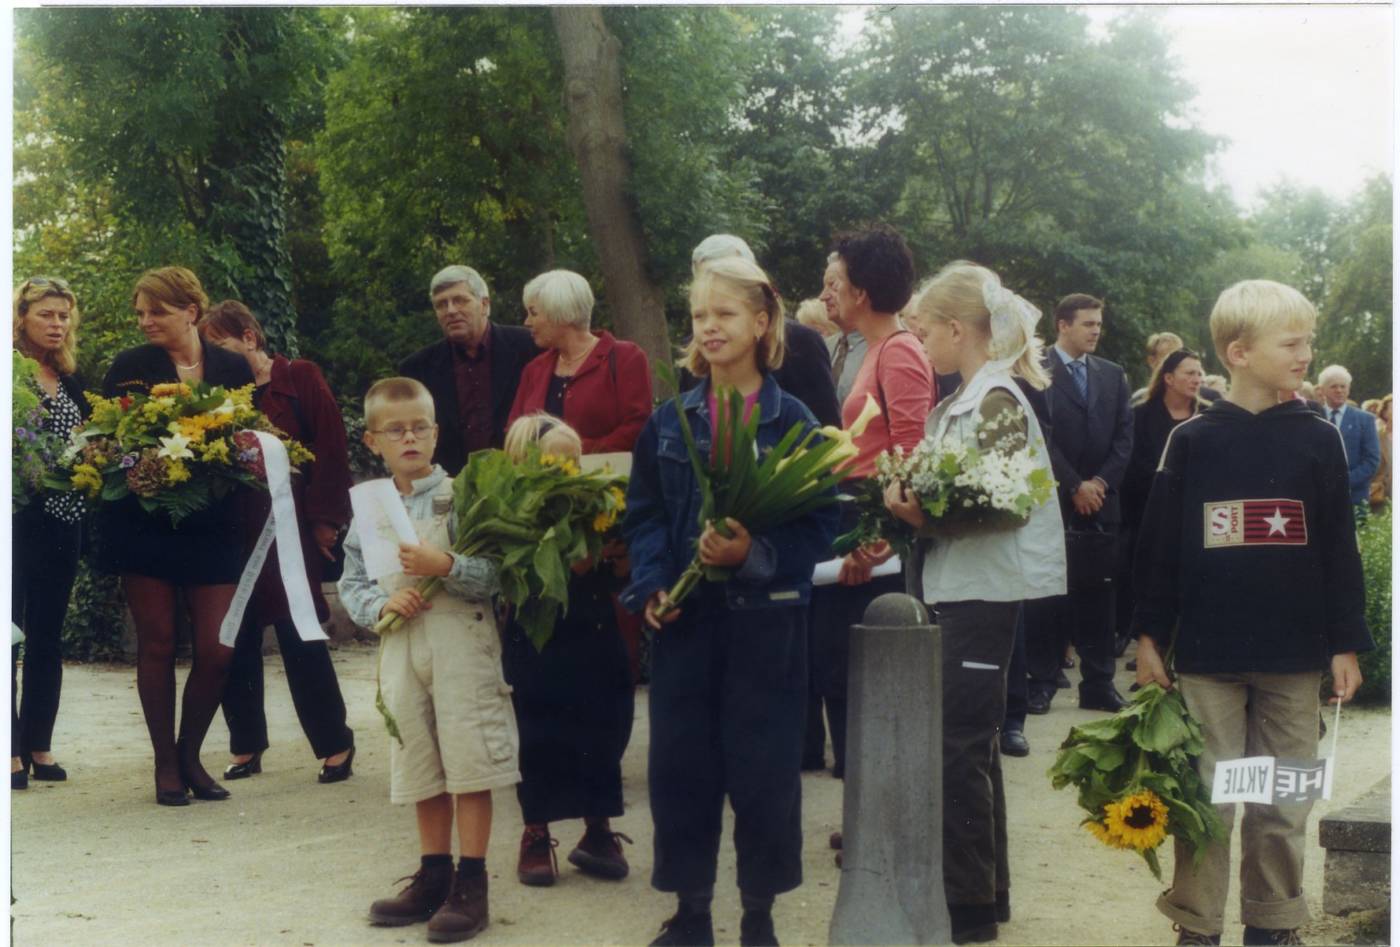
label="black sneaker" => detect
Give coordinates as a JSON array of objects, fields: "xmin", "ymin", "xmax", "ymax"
[
  {"xmin": 649, "ymin": 908, "xmax": 715, "ymax": 947},
  {"xmin": 1243, "ymin": 926, "xmax": 1303, "ymax": 946},
  {"xmin": 739, "ymin": 909, "xmax": 778, "ymax": 946},
  {"xmin": 1173, "ymin": 924, "xmax": 1221, "ymax": 945}
]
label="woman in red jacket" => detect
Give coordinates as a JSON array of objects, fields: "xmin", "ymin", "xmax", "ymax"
[
  {"xmin": 199, "ymin": 301, "xmax": 357, "ymax": 785},
  {"xmin": 508, "ymin": 270, "xmax": 653, "ymax": 454},
  {"xmin": 504, "ymin": 271, "xmax": 650, "ymax": 888}
]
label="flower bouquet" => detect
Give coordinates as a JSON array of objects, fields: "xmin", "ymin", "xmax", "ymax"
[
  {"xmin": 48, "ymin": 381, "xmax": 314, "ymax": 525},
  {"xmin": 13, "ymin": 352, "xmax": 71, "ymax": 513},
  {"xmin": 833, "ymin": 407, "xmax": 1056, "ymax": 555},
  {"xmin": 1049, "ymin": 682, "xmax": 1227, "ymax": 879},
  {"xmin": 372, "ymin": 447, "xmax": 627, "ymax": 650},
  {"xmin": 656, "ymin": 387, "xmax": 880, "ymax": 616}
]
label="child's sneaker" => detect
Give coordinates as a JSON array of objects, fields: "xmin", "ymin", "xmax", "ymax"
[
  {"xmin": 427, "ymin": 870, "xmax": 489, "ymax": 943},
  {"xmin": 1243, "ymin": 927, "xmax": 1303, "ymax": 946},
  {"xmin": 369, "ymin": 863, "xmax": 454, "ymax": 926},
  {"xmin": 1173, "ymin": 924, "xmax": 1221, "ymax": 945},
  {"xmin": 648, "ymin": 907, "xmax": 715, "ymax": 947}
]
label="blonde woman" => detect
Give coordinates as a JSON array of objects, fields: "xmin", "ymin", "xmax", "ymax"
[{"xmin": 12, "ymin": 276, "xmax": 88, "ymax": 790}]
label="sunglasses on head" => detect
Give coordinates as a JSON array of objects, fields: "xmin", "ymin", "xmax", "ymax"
[{"xmin": 23, "ymin": 276, "xmax": 71, "ymax": 294}]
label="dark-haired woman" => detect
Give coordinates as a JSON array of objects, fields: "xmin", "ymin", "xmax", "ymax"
[
  {"xmin": 12, "ymin": 276, "xmax": 89, "ymax": 790},
  {"xmin": 98, "ymin": 266, "xmax": 254, "ymax": 806},
  {"xmin": 1121, "ymin": 348, "xmax": 1205, "ymax": 643},
  {"xmin": 200, "ymin": 300, "xmax": 356, "ymax": 784}
]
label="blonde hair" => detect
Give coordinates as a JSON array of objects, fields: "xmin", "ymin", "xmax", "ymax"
[
  {"xmin": 13, "ymin": 277, "xmax": 80, "ymax": 375},
  {"xmin": 795, "ymin": 298, "xmax": 837, "ymax": 336},
  {"xmin": 131, "ymin": 266, "xmax": 209, "ymax": 321},
  {"xmin": 522, "ymin": 270, "xmax": 594, "ymax": 330},
  {"xmin": 1145, "ymin": 331, "xmax": 1183, "ymax": 361},
  {"xmin": 913, "ymin": 260, "xmax": 1051, "ymax": 390},
  {"xmin": 363, "ymin": 376, "xmax": 435, "ymax": 429},
  {"xmin": 680, "ymin": 257, "xmax": 786, "ymax": 378},
  {"xmin": 504, "ymin": 413, "xmax": 583, "ymax": 462},
  {"xmin": 1209, "ymin": 280, "xmax": 1316, "ymax": 365}
]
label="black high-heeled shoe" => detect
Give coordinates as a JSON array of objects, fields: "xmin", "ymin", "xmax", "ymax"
[
  {"xmin": 12, "ymin": 768, "xmax": 29, "ymax": 791},
  {"xmin": 176, "ymin": 743, "xmax": 231, "ymax": 801},
  {"xmin": 223, "ymin": 752, "xmax": 263, "ymax": 780},
  {"xmin": 155, "ymin": 770, "xmax": 190, "ymax": 807},
  {"xmin": 317, "ymin": 744, "xmax": 355, "ymax": 784},
  {"xmin": 23, "ymin": 754, "xmax": 67, "ymax": 782}
]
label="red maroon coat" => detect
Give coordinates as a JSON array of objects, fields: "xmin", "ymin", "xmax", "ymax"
[
  {"xmin": 508, "ymin": 331, "xmax": 652, "ymax": 454},
  {"xmin": 243, "ymin": 355, "xmax": 353, "ymax": 624}
]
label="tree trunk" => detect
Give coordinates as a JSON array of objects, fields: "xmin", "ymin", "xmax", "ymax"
[{"xmin": 551, "ymin": 7, "xmax": 671, "ymax": 384}]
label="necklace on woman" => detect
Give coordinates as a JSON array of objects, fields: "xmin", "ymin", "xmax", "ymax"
[
  {"xmin": 175, "ymin": 357, "xmax": 202, "ymax": 371},
  {"xmin": 557, "ymin": 336, "xmax": 598, "ymax": 373}
]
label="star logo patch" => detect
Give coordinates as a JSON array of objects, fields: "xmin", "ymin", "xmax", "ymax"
[{"xmin": 1203, "ymin": 499, "xmax": 1308, "ymax": 548}]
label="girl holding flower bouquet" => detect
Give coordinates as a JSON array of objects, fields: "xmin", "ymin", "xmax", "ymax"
[
  {"xmin": 622, "ymin": 257, "xmax": 838, "ymax": 947},
  {"xmin": 883, "ymin": 261, "xmax": 1066, "ymax": 943},
  {"xmin": 12, "ymin": 276, "xmax": 89, "ymax": 790},
  {"xmin": 97, "ymin": 267, "xmax": 254, "ymax": 806}
]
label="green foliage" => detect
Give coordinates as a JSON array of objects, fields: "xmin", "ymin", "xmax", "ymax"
[
  {"xmin": 1049, "ymin": 682, "xmax": 1228, "ymax": 879},
  {"xmin": 59, "ymin": 561, "xmax": 128, "ymax": 663},
  {"xmin": 1355, "ymin": 506, "xmax": 1391, "ymax": 704}
]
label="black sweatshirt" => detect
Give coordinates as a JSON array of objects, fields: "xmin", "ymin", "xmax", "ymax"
[{"xmin": 1132, "ymin": 399, "xmax": 1373, "ymax": 674}]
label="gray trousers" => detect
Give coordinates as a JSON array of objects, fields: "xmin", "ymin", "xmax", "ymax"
[{"xmin": 933, "ymin": 599, "xmax": 1020, "ymax": 907}]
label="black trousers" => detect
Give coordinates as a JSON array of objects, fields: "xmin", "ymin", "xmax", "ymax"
[
  {"xmin": 935, "ymin": 600, "xmax": 1019, "ymax": 907},
  {"xmin": 1003, "ymin": 606, "xmax": 1029, "ymax": 731},
  {"xmin": 648, "ymin": 601, "xmax": 806, "ymax": 898},
  {"xmin": 11, "ymin": 512, "xmax": 81, "ymax": 756},
  {"xmin": 220, "ymin": 615, "xmax": 353, "ymax": 759},
  {"xmin": 1025, "ymin": 583, "xmax": 1117, "ymax": 699}
]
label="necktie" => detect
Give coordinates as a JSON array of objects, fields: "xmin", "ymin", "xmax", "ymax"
[
  {"xmin": 831, "ymin": 333, "xmax": 850, "ymax": 382},
  {"xmin": 1332, "ymin": 408, "xmax": 1342, "ymax": 426},
  {"xmin": 1068, "ymin": 359, "xmax": 1087, "ymax": 399}
]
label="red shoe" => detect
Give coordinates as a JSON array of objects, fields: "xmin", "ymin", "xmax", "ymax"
[
  {"xmin": 567, "ymin": 823, "xmax": 632, "ymax": 880},
  {"xmin": 517, "ymin": 825, "xmax": 558, "ymax": 887}
]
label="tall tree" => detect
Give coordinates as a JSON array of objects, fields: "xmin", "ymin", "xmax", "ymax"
[
  {"xmin": 551, "ymin": 7, "xmax": 670, "ymax": 371},
  {"xmin": 18, "ymin": 7, "xmax": 332, "ymax": 354}
]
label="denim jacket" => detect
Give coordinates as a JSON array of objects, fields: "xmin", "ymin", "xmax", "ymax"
[{"xmin": 621, "ymin": 373, "xmax": 839, "ymax": 614}]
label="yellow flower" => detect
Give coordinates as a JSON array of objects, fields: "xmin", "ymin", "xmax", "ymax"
[
  {"xmin": 165, "ymin": 460, "xmax": 192, "ymax": 485},
  {"xmin": 1084, "ymin": 819, "xmax": 1131, "ymax": 850},
  {"xmin": 608, "ymin": 486, "xmax": 626, "ymax": 510},
  {"xmin": 812, "ymin": 393, "xmax": 883, "ymax": 467},
  {"xmin": 71, "ymin": 464, "xmax": 103, "ymax": 497},
  {"xmin": 198, "ymin": 438, "xmax": 231, "ymax": 465},
  {"xmin": 592, "ymin": 508, "xmax": 619, "ymax": 533},
  {"xmin": 541, "ymin": 453, "xmax": 580, "ymax": 476},
  {"xmin": 1103, "ymin": 790, "xmax": 1169, "ymax": 852},
  {"xmin": 285, "ymin": 439, "xmax": 316, "ymax": 466}
]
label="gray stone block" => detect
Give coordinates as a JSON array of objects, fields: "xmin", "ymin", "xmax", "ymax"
[
  {"xmin": 1321, "ymin": 776, "xmax": 1391, "ymax": 916},
  {"xmin": 830, "ymin": 593, "xmax": 950, "ymax": 946}
]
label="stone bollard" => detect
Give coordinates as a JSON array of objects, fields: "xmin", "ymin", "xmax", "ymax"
[{"xmin": 829, "ymin": 592, "xmax": 950, "ymax": 946}]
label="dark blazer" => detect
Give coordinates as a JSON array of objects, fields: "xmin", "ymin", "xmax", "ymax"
[
  {"xmin": 102, "ymin": 340, "xmax": 254, "ymax": 397},
  {"xmin": 399, "ymin": 323, "xmax": 541, "ymax": 475},
  {"xmin": 1044, "ymin": 350, "xmax": 1134, "ymax": 525},
  {"xmin": 679, "ymin": 318, "xmax": 841, "ymax": 428}
]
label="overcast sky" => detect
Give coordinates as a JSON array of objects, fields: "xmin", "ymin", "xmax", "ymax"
[{"xmin": 842, "ymin": 3, "xmax": 1393, "ymax": 211}]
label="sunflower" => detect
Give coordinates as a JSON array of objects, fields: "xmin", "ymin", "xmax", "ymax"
[
  {"xmin": 1103, "ymin": 789, "xmax": 1169, "ymax": 851},
  {"xmin": 1084, "ymin": 819, "xmax": 1131, "ymax": 850}
]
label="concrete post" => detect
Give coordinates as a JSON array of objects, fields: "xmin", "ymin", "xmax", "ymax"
[{"xmin": 829, "ymin": 592, "xmax": 950, "ymax": 946}]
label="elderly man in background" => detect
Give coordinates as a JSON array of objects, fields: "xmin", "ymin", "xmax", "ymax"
[
  {"xmin": 686, "ymin": 234, "xmax": 841, "ymax": 428},
  {"xmin": 399, "ymin": 265, "xmax": 540, "ymax": 475},
  {"xmin": 1318, "ymin": 363, "xmax": 1381, "ymax": 521},
  {"xmin": 819, "ymin": 252, "xmax": 869, "ymax": 409}
]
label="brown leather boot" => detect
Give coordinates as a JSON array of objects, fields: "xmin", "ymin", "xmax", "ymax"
[
  {"xmin": 368, "ymin": 862, "xmax": 454, "ymax": 926},
  {"xmin": 427, "ymin": 870, "xmax": 488, "ymax": 943},
  {"xmin": 567, "ymin": 823, "xmax": 632, "ymax": 880},
  {"xmin": 517, "ymin": 824, "xmax": 558, "ymax": 886}
]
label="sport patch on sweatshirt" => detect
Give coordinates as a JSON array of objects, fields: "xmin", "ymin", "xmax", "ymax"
[{"xmin": 1203, "ymin": 499, "xmax": 1308, "ymax": 548}]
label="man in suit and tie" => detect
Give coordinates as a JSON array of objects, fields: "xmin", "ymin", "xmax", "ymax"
[
  {"xmin": 400, "ymin": 265, "xmax": 541, "ymax": 475},
  {"xmin": 1318, "ymin": 363, "xmax": 1381, "ymax": 521},
  {"xmin": 1026, "ymin": 293, "xmax": 1134, "ymax": 714}
]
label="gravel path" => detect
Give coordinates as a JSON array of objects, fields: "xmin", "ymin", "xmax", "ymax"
[{"xmin": 10, "ymin": 643, "xmax": 1390, "ymax": 946}]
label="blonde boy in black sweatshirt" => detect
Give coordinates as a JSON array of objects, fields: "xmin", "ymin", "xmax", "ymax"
[{"xmin": 1133, "ymin": 280, "xmax": 1371, "ymax": 947}]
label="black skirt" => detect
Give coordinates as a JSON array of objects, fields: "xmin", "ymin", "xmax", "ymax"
[
  {"xmin": 95, "ymin": 492, "xmax": 247, "ymax": 585},
  {"xmin": 501, "ymin": 568, "xmax": 635, "ymax": 824}
]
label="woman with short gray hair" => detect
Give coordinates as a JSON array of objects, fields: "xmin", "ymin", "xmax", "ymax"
[{"xmin": 504, "ymin": 269, "xmax": 651, "ymax": 887}]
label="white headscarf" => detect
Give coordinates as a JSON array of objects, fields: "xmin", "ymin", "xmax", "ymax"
[{"xmin": 980, "ymin": 272, "xmax": 1041, "ymax": 376}]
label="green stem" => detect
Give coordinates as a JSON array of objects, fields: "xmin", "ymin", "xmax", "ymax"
[
  {"xmin": 657, "ymin": 556, "xmax": 705, "ymax": 618},
  {"xmin": 369, "ymin": 538, "xmax": 490, "ymax": 636}
]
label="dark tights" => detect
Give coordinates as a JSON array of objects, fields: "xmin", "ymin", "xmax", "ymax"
[{"xmin": 123, "ymin": 576, "xmax": 236, "ymax": 793}]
